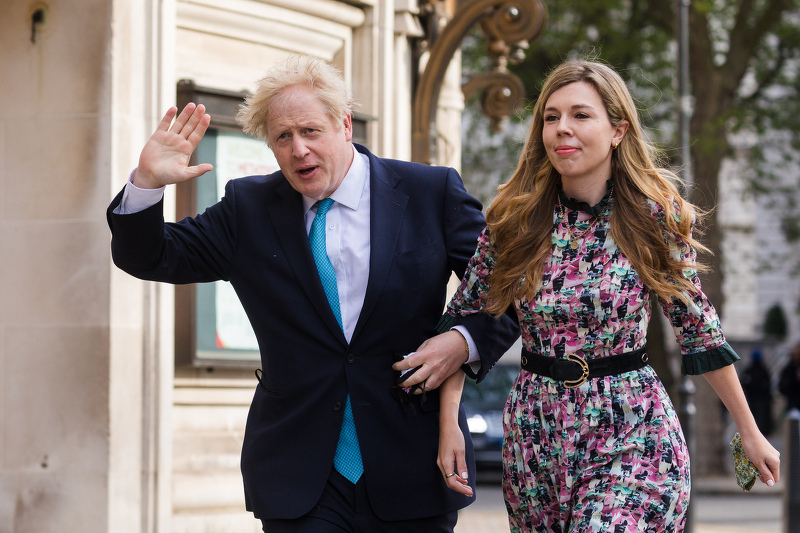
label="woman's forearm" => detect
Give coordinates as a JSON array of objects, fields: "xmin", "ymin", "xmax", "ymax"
[
  {"xmin": 440, "ymin": 369, "xmax": 466, "ymax": 426},
  {"xmin": 703, "ymin": 363, "xmax": 781, "ymax": 485},
  {"xmin": 702, "ymin": 364, "xmax": 759, "ymax": 436}
]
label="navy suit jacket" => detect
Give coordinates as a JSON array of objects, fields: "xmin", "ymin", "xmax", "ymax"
[{"xmin": 107, "ymin": 144, "xmax": 518, "ymax": 521}]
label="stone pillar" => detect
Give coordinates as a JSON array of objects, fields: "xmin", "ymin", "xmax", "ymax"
[
  {"xmin": 108, "ymin": 0, "xmax": 176, "ymax": 531},
  {"xmin": 435, "ymin": 49, "xmax": 463, "ymax": 172},
  {"xmin": 0, "ymin": 0, "xmax": 173, "ymax": 531}
]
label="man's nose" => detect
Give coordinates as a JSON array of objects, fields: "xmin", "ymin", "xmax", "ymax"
[{"xmin": 292, "ymin": 137, "xmax": 309, "ymax": 157}]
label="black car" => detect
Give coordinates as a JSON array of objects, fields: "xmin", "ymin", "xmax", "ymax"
[{"xmin": 462, "ymin": 363, "xmax": 520, "ymax": 469}]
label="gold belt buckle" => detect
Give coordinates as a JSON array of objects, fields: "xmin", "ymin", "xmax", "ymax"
[{"xmin": 563, "ymin": 353, "xmax": 589, "ymax": 388}]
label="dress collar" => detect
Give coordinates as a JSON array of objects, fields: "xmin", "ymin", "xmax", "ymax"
[{"xmin": 557, "ymin": 180, "xmax": 614, "ymax": 216}]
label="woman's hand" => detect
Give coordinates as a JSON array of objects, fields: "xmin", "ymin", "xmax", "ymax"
[
  {"xmin": 740, "ymin": 430, "xmax": 781, "ymax": 486},
  {"xmin": 438, "ymin": 417, "xmax": 473, "ymax": 497}
]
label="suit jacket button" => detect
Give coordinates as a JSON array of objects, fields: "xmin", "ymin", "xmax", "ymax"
[
  {"xmin": 347, "ymin": 354, "xmax": 355, "ymax": 364},
  {"xmin": 333, "ymin": 402, "xmax": 342, "ymax": 411}
]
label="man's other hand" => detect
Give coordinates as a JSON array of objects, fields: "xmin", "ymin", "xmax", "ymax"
[{"xmin": 392, "ymin": 331, "xmax": 468, "ymax": 391}]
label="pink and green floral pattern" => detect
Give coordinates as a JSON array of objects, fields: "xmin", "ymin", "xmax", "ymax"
[{"xmin": 448, "ymin": 195, "xmax": 736, "ymax": 532}]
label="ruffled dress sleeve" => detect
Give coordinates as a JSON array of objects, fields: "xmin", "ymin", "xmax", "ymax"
[{"xmin": 652, "ymin": 200, "xmax": 740, "ymax": 374}]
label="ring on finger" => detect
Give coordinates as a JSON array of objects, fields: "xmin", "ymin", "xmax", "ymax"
[{"xmin": 445, "ymin": 472, "xmax": 456, "ymax": 478}]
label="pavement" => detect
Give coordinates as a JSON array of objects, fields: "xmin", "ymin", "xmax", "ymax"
[
  {"xmin": 454, "ymin": 425, "xmax": 796, "ymax": 532},
  {"xmin": 454, "ymin": 473, "xmax": 787, "ymax": 533}
]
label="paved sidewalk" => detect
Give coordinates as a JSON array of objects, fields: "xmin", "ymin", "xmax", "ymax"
[
  {"xmin": 454, "ymin": 475, "xmax": 785, "ymax": 533},
  {"xmin": 455, "ymin": 510, "xmax": 508, "ymax": 533},
  {"xmin": 455, "ymin": 507, "xmax": 781, "ymax": 533}
]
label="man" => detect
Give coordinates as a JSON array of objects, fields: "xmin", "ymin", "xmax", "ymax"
[
  {"xmin": 779, "ymin": 344, "xmax": 800, "ymax": 413},
  {"xmin": 740, "ymin": 350, "xmax": 773, "ymax": 435},
  {"xmin": 107, "ymin": 57, "xmax": 517, "ymax": 532}
]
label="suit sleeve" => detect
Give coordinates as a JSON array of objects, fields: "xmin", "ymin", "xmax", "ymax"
[
  {"xmin": 441, "ymin": 169, "xmax": 519, "ymax": 383},
  {"xmin": 106, "ymin": 180, "xmax": 238, "ymax": 284}
]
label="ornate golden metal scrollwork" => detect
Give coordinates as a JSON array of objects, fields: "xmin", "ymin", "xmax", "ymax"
[
  {"xmin": 412, "ymin": 0, "xmax": 547, "ymax": 164},
  {"xmin": 461, "ymin": 71, "xmax": 525, "ymax": 133}
]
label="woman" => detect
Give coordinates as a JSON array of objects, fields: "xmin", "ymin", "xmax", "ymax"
[{"xmin": 436, "ymin": 60, "xmax": 780, "ymax": 532}]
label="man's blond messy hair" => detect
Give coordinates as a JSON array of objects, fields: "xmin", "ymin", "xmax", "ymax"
[{"xmin": 236, "ymin": 56, "xmax": 357, "ymax": 148}]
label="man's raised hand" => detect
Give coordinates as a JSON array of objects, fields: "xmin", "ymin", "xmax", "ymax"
[{"xmin": 133, "ymin": 103, "xmax": 214, "ymax": 189}]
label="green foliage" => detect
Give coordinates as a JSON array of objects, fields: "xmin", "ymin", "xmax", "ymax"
[
  {"xmin": 509, "ymin": 0, "xmax": 677, "ymax": 138},
  {"xmin": 460, "ymin": 0, "xmax": 681, "ymax": 201},
  {"xmin": 764, "ymin": 303, "xmax": 788, "ymax": 338},
  {"xmin": 460, "ymin": 0, "xmax": 800, "ymax": 253}
]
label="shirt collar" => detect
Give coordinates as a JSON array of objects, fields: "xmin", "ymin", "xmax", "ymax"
[{"xmin": 302, "ymin": 144, "xmax": 366, "ymax": 214}]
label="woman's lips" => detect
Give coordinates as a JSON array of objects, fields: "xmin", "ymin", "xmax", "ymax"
[{"xmin": 555, "ymin": 146, "xmax": 579, "ymax": 155}]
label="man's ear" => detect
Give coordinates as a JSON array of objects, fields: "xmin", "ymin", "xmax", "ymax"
[{"xmin": 343, "ymin": 114, "xmax": 353, "ymax": 142}]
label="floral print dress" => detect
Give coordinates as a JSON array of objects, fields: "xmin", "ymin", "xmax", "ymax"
[{"xmin": 447, "ymin": 191, "xmax": 739, "ymax": 533}]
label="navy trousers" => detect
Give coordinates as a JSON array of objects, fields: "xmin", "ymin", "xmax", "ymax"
[{"xmin": 260, "ymin": 469, "xmax": 459, "ymax": 533}]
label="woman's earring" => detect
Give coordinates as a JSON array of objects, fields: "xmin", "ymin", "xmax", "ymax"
[{"xmin": 612, "ymin": 142, "xmax": 619, "ymax": 150}]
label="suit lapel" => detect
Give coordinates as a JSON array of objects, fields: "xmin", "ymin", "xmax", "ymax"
[
  {"xmin": 352, "ymin": 150, "xmax": 408, "ymax": 342},
  {"xmin": 268, "ymin": 179, "xmax": 348, "ymax": 344}
]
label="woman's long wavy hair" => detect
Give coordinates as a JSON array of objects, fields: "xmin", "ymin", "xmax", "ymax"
[{"xmin": 485, "ymin": 60, "xmax": 707, "ymax": 316}]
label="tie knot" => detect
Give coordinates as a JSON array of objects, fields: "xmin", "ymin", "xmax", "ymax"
[{"xmin": 315, "ymin": 198, "xmax": 334, "ymax": 217}]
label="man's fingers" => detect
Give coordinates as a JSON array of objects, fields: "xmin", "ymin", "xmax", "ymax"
[
  {"xmin": 181, "ymin": 104, "xmax": 208, "ymax": 139},
  {"xmin": 422, "ymin": 372, "xmax": 442, "ymax": 390},
  {"xmin": 392, "ymin": 353, "xmax": 418, "ymax": 371},
  {"xmin": 170, "ymin": 103, "xmax": 199, "ymax": 135},
  {"xmin": 396, "ymin": 363, "xmax": 444, "ymax": 391},
  {"xmin": 157, "ymin": 107, "xmax": 179, "ymax": 132},
  {"xmin": 187, "ymin": 113, "xmax": 212, "ymax": 146},
  {"xmin": 185, "ymin": 163, "xmax": 214, "ymax": 180},
  {"xmin": 394, "ymin": 353, "xmax": 427, "ymax": 388},
  {"xmin": 394, "ymin": 330, "xmax": 464, "ymax": 390}
]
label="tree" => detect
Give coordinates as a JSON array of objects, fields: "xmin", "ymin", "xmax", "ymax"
[{"xmin": 460, "ymin": 0, "xmax": 800, "ymax": 474}]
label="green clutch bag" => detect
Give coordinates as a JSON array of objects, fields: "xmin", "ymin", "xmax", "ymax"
[{"xmin": 729, "ymin": 432, "xmax": 759, "ymax": 491}]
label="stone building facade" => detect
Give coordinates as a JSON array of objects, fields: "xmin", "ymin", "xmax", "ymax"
[{"xmin": 0, "ymin": 1, "xmax": 464, "ymax": 531}]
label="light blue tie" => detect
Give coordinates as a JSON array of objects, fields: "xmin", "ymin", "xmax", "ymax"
[{"xmin": 309, "ymin": 198, "xmax": 363, "ymax": 483}]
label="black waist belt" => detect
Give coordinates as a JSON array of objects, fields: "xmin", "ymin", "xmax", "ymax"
[{"xmin": 521, "ymin": 347, "xmax": 649, "ymax": 388}]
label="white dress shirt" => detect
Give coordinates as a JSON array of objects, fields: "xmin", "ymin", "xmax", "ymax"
[{"xmin": 302, "ymin": 146, "xmax": 370, "ymax": 343}]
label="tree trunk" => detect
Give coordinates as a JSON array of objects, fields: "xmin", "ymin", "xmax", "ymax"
[{"xmin": 684, "ymin": 5, "xmax": 735, "ymax": 476}]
